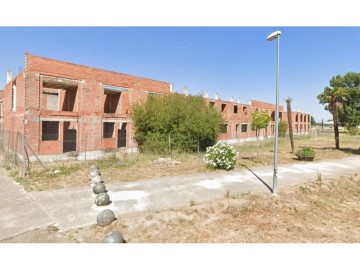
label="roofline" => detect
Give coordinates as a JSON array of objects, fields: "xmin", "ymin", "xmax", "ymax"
[{"xmin": 25, "ymin": 53, "xmax": 171, "ymax": 86}]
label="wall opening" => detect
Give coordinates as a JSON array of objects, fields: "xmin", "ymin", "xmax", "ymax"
[
  {"xmin": 221, "ymin": 103, "xmax": 226, "ymax": 112},
  {"xmin": 104, "ymin": 92, "xmax": 121, "ymax": 114},
  {"xmin": 234, "ymin": 105, "xmax": 238, "ymax": 114},
  {"xmin": 44, "ymin": 92, "xmax": 59, "ymax": 110},
  {"xmin": 103, "ymin": 122, "xmax": 115, "ymax": 138},
  {"xmin": 221, "ymin": 124, "xmax": 228, "ymax": 133},
  {"xmin": 42, "ymin": 121, "xmax": 59, "ymax": 141},
  {"xmin": 243, "ymin": 106, "xmax": 248, "ymax": 115},
  {"xmin": 118, "ymin": 123, "xmax": 127, "ymax": 148},
  {"xmin": 241, "ymin": 124, "xmax": 248, "ymax": 133},
  {"xmin": 63, "ymin": 121, "xmax": 77, "ymax": 153},
  {"xmin": 43, "ymin": 78, "xmax": 78, "ymax": 112}
]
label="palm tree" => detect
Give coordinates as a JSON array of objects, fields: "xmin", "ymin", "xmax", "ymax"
[
  {"xmin": 286, "ymin": 97, "xmax": 295, "ymax": 153},
  {"xmin": 317, "ymin": 76, "xmax": 348, "ymax": 149}
]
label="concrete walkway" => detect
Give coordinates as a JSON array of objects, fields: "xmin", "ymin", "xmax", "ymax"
[{"xmin": 1, "ymin": 156, "xmax": 360, "ymax": 241}]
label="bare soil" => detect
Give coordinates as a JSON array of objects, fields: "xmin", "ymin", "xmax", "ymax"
[
  {"xmin": 3, "ymin": 173, "xmax": 360, "ymax": 243},
  {"xmin": 12, "ymin": 132, "xmax": 360, "ymax": 192},
  {"xmin": 2, "ymin": 131, "xmax": 360, "ymax": 243}
]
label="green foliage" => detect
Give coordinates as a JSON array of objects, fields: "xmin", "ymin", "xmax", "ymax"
[
  {"xmin": 203, "ymin": 142, "xmax": 239, "ymax": 171},
  {"xmin": 131, "ymin": 94, "xmax": 224, "ymax": 154},
  {"xmin": 347, "ymin": 127, "xmax": 360, "ymax": 136},
  {"xmin": 278, "ymin": 120, "xmax": 288, "ymax": 137},
  {"xmin": 250, "ymin": 110, "xmax": 271, "ymax": 137},
  {"xmin": 311, "ymin": 116, "xmax": 316, "ymax": 126},
  {"xmin": 317, "ymin": 72, "xmax": 360, "ymax": 149},
  {"xmin": 204, "ymin": 143, "xmax": 239, "ymax": 171},
  {"xmin": 297, "ymin": 146, "xmax": 315, "ymax": 157}
]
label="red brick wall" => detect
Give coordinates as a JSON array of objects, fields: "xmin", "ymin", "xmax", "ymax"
[{"xmin": 23, "ymin": 54, "xmax": 171, "ymax": 156}]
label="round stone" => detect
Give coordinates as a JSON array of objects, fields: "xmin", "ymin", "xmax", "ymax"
[
  {"xmin": 95, "ymin": 193, "xmax": 111, "ymax": 206},
  {"xmin": 102, "ymin": 231, "xmax": 126, "ymax": 243},
  {"xmin": 90, "ymin": 164, "xmax": 99, "ymax": 170},
  {"xmin": 93, "ymin": 183, "xmax": 107, "ymax": 194},
  {"xmin": 91, "ymin": 174, "xmax": 103, "ymax": 184},
  {"xmin": 97, "ymin": 209, "xmax": 115, "ymax": 227},
  {"xmin": 90, "ymin": 168, "xmax": 101, "ymax": 177}
]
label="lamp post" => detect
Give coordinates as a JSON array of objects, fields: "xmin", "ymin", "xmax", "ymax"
[{"xmin": 267, "ymin": 30, "xmax": 281, "ymax": 195}]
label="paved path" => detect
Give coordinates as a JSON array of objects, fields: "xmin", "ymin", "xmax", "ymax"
[{"xmin": 1, "ymin": 156, "xmax": 360, "ymax": 241}]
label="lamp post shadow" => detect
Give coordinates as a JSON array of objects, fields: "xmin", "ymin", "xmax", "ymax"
[{"xmin": 240, "ymin": 164, "xmax": 273, "ymax": 193}]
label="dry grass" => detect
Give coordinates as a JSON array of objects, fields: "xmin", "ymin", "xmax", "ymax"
[
  {"xmin": 4, "ymin": 172, "xmax": 359, "ymax": 243},
  {"xmin": 7, "ymin": 131, "xmax": 360, "ymax": 191}
]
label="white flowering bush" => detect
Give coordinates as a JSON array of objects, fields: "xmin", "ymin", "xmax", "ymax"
[{"xmin": 203, "ymin": 142, "xmax": 239, "ymax": 171}]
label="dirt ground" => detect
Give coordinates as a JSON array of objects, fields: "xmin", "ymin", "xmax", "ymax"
[
  {"xmin": 3, "ymin": 172, "xmax": 360, "ymax": 243},
  {"xmin": 10, "ymin": 132, "xmax": 360, "ymax": 192},
  {"xmin": 2, "ymin": 132, "xmax": 360, "ymax": 243}
]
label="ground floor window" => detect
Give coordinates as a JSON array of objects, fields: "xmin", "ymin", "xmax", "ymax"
[
  {"xmin": 103, "ymin": 122, "xmax": 115, "ymax": 138},
  {"xmin": 241, "ymin": 124, "xmax": 248, "ymax": 133},
  {"xmin": 42, "ymin": 121, "xmax": 59, "ymax": 141},
  {"xmin": 221, "ymin": 124, "xmax": 228, "ymax": 133}
]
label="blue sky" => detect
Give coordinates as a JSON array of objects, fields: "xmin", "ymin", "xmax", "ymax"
[{"xmin": 1, "ymin": 27, "xmax": 360, "ymax": 122}]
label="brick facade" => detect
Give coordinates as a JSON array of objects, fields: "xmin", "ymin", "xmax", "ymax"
[{"xmin": 0, "ymin": 53, "xmax": 311, "ymax": 161}]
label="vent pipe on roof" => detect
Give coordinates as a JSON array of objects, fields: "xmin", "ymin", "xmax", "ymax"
[
  {"xmin": 204, "ymin": 90, "xmax": 208, "ymax": 98},
  {"xmin": 183, "ymin": 86, "xmax": 188, "ymax": 96},
  {"xmin": 7, "ymin": 70, "xmax": 12, "ymax": 83},
  {"xmin": 229, "ymin": 96, "xmax": 233, "ymax": 102}
]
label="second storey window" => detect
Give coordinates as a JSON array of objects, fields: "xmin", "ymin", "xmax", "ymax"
[{"xmin": 44, "ymin": 92, "xmax": 59, "ymax": 111}]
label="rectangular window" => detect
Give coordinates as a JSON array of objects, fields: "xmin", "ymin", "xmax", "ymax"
[
  {"xmin": 103, "ymin": 122, "xmax": 115, "ymax": 138},
  {"xmin": 45, "ymin": 92, "xmax": 59, "ymax": 111},
  {"xmin": 42, "ymin": 121, "xmax": 59, "ymax": 141},
  {"xmin": 104, "ymin": 93, "xmax": 121, "ymax": 113},
  {"xmin": 221, "ymin": 124, "xmax": 228, "ymax": 133},
  {"xmin": 234, "ymin": 105, "xmax": 238, "ymax": 114},
  {"xmin": 209, "ymin": 101, "xmax": 215, "ymax": 108},
  {"xmin": 221, "ymin": 103, "xmax": 226, "ymax": 112},
  {"xmin": 241, "ymin": 124, "xmax": 248, "ymax": 133},
  {"xmin": 243, "ymin": 106, "xmax": 248, "ymax": 115}
]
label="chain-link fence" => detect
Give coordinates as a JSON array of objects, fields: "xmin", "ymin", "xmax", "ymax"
[{"xmin": 0, "ymin": 129, "xmax": 28, "ymax": 177}]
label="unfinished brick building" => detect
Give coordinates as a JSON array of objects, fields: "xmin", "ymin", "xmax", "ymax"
[{"xmin": 0, "ymin": 54, "xmax": 311, "ymax": 162}]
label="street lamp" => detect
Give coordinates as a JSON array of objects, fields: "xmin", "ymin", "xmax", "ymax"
[{"xmin": 267, "ymin": 30, "xmax": 281, "ymax": 195}]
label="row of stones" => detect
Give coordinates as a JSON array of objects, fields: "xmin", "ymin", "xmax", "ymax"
[{"xmin": 90, "ymin": 164, "xmax": 126, "ymax": 243}]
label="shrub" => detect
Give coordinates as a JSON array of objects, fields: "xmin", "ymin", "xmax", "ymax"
[
  {"xmin": 347, "ymin": 127, "xmax": 359, "ymax": 136},
  {"xmin": 296, "ymin": 146, "xmax": 315, "ymax": 160},
  {"xmin": 278, "ymin": 120, "xmax": 288, "ymax": 138},
  {"xmin": 203, "ymin": 143, "xmax": 239, "ymax": 170}
]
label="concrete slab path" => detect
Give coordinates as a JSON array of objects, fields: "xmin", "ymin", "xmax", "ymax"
[{"xmin": 1, "ymin": 156, "xmax": 360, "ymax": 241}]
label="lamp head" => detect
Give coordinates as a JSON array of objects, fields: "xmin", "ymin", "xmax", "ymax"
[{"xmin": 267, "ymin": 30, "xmax": 281, "ymax": 41}]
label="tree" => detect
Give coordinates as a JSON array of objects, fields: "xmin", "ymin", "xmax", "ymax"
[
  {"xmin": 278, "ymin": 120, "xmax": 288, "ymax": 138},
  {"xmin": 310, "ymin": 116, "xmax": 316, "ymax": 126},
  {"xmin": 337, "ymin": 72, "xmax": 360, "ymax": 129},
  {"xmin": 317, "ymin": 75, "xmax": 349, "ymax": 149},
  {"xmin": 286, "ymin": 97, "xmax": 295, "ymax": 153},
  {"xmin": 250, "ymin": 109, "xmax": 271, "ymax": 156},
  {"xmin": 131, "ymin": 93, "xmax": 224, "ymax": 154}
]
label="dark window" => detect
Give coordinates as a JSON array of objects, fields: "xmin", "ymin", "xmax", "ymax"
[
  {"xmin": 234, "ymin": 105, "xmax": 238, "ymax": 114},
  {"xmin": 221, "ymin": 103, "xmax": 226, "ymax": 112},
  {"xmin": 104, "ymin": 93, "xmax": 121, "ymax": 113},
  {"xmin": 42, "ymin": 121, "xmax": 59, "ymax": 141},
  {"xmin": 241, "ymin": 124, "xmax": 248, "ymax": 133},
  {"xmin": 221, "ymin": 124, "xmax": 228, "ymax": 133},
  {"xmin": 103, "ymin": 122, "xmax": 115, "ymax": 138},
  {"xmin": 243, "ymin": 106, "xmax": 248, "ymax": 115},
  {"xmin": 209, "ymin": 101, "xmax": 215, "ymax": 108}
]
